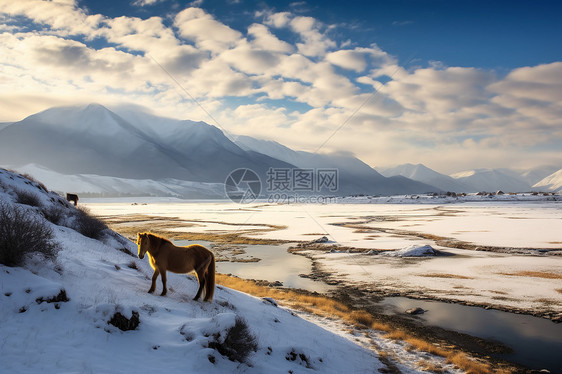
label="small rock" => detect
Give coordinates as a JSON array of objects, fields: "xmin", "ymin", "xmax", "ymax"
[
  {"xmin": 312, "ymin": 236, "xmax": 330, "ymax": 244},
  {"xmin": 405, "ymin": 307, "xmax": 425, "ymax": 315},
  {"xmin": 108, "ymin": 311, "xmax": 140, "ymax": 331}
]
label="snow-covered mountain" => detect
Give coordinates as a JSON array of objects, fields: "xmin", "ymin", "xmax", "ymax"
[
  {"xmin": 533, "ymin": 168, "xmax": 562, "ymax": 192},
  {"xmin": 0, "ymin": 167, "xmax": 384, "ymax": 373},
  {"xmin": 0, "ymin": 104, "xmax": 438, "ymax": 197},
  {"xmin": 518, "ymin": 165, "xmax": 561, "ymax": 186},
  {"xmin": 232, "ymin": 135, "xmax": 437, "ymax": 196},
  {"xmin": 450, "ymin": 168, "xmax": 532, "ymax": 192},
  {"xmin": 0, "ymin": 104, "xmax": 292, "ymax": 183},
  {"xmin": 378, "ymin": 163, "xmax": 469, "ymax": 193}
]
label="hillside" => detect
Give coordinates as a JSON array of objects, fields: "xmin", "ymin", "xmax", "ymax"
[
  {"xmin": 450, "ymin": 169, "xmax": 531, "ymax": 192},
  {"xmin": 533, "ymin": 168, "xmax": 562, "ymax": 192},
  {"xmin": 378, "ymin": 163, "xmax": 468, "ymax": 193},
  {"xmin": 0, "ymin": 168, "xmax": 383, "ymax": 373},
  {"xmin": 233, "ymin": 135, "xmax": 437, "ymax": 195}
]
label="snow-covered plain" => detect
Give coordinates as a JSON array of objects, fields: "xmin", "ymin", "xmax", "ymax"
[
  {"xmin": 0, "ymin": 168, "xmax": 399, "ymax": 374},
  {"xmin": 86, "ymin": 198, "xmax": 562, "ymax": 319}
]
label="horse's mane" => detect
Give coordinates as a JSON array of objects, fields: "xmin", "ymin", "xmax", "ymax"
[{"xmin": 142, "ymin": 232, "xmax": 173, "ymax": 245}]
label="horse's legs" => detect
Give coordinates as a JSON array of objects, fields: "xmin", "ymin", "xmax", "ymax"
[
  {"xmin": 193, "ymin": 271, "xmax": 206, "ymax": 301},
  {"xmin": 148, "ymin": 268, "xmax": 160, "ymax": 293},
  {"xmin": 160, "ymin": 270, "xmax": 167, "ymax": 296}
]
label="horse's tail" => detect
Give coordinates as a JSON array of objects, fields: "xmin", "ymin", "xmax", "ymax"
[{"xmin": 205, "ymin": 253, "xmax": 215, "ymax": 301}]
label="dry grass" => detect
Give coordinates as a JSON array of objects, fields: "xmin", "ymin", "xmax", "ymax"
[
  {"xmin": 216, "ymin": 273, "xmax": 511, "ymax": 374},
  {"xmin": 446, "ymin": 352, "xmax": 491, "ymax": 374},
  {"xmin": 499, "ymin": 271, "xmax": 562, "ymax": 279},
  {"xmin": 556, "ymin": 288, "xmax": 562, "ymax": 294},
  {"xmin": 419, "ymin": 273, "xmax": 474, "ymax": 280},
  {"xmin": 417, "ymin": 360, "xmax": 445, "ymax": 373}
]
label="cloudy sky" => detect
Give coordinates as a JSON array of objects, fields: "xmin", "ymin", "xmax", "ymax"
[{"xmin": 0, "ymin": 0, "xmax": 561, "ymax": 173}]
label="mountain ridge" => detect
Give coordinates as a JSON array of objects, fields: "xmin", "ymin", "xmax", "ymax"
[{"xmin": 0, "ymin": 103, "xmax": 436, "ymax": 197}]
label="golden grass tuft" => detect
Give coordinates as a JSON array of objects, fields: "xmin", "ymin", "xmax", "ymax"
[
  {"xmin": 417, "ymin": 360, "xmax": 445, "ymax": 373},
  {"xmin": 556, "ymin": 288, "xmax": 562, "ymax": 294},
  {"xmin": 446, "ymin": 352, "xmax": 492, "ymax": 374},
  {"xmin": 499, "ymin": 271, "xmax": 562, "ymax": 280}
]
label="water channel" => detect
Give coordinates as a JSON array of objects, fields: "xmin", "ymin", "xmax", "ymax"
[{"xmin": 174, "ymin": 240, "xmax": 562, "ymax": 372}]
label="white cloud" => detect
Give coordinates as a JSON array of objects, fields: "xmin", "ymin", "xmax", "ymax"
[
  {"xmin": 488, "ymin": 62, "xmax": 562, "ymax": 126},
  {"xmin": 247, "ymin": 23, "xmax": 293, "ymax": 53},
  {"xmin": 290, "ymin": 16, "xmax": 336, "ymax": 57},
  {"xmin": 325, "ymin": 46, "xmax": 395, "ymax": 73},
  {"xmin": 325, "ymin": 49, "xmax": 367, "ymax": 72},
  {"xmin": 174, "ymin": 7, "xmax": 242, "ymax": 53},
  {"xmin": 263, "ymin": 11, "xmax": 292, "ymax": 28},
  {"xmin": 132, "ymin": 0, "xmax": 165, "ymax": 6},
  {"xmin": 385, "ymin": 66, "xmax": 495, "ymax": 117},
  {"xmin": 0, "ymin": 0, "xmax": 102, "ymax": 36}
]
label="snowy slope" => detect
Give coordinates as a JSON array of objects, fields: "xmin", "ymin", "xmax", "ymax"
[
  {"xmin": 14, "ymin": 164, "xmax": 225, "ymax": 199},
  {"xmin": 0, "ymin": 168, "xmax": 387, "ymax": 373},
  {"xmin": 450, "ymin": 168, "xmax": 531, "ymax": 192},
  {"xmin": 533, "ymin": 168, "xmax": 562, "ymax": 192},
  {"xmin": 518, "ymin": 165, "xmax": 560, "ymax": 186},
  {"xmin": 379, "ymin": 163, "xmax": 469, "ymax": 192},
  {"xmin": 233, "ymin": 135, "xmax": 437, "ymax": 195}
]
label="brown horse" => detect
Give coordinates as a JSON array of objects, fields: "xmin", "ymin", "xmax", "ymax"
[
  {"xmin": 66, "ymin": 193, "xmax": 78, "ymax": 206},
  {"xmin": 137, "ymin": 232, "xmax": 215, "ymax": 301}
]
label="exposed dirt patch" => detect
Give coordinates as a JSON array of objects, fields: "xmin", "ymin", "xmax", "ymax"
[
  {"xmin": 101, "ymin": 214, "xmax": 289, "ymax": 245},
  {"xmin": 498, "ymin": 271, "xmax": 562, "ymax": 280},
  {"xmin": 418, "ymin": 273, "xmax": 474, "ymax": 280}
]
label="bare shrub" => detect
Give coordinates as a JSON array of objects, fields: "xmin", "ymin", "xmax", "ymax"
[
  {"xmin": 14, "ymin": 188, "xmax": 42, "ymax": 207},
  {"xmin": 41, "ymin": 204, "xmax": 66, "ymax": 225},
  {"xmin": 73, "ymin": 206, "xmax": 108, "ymax": 239},
  {"xmin": 21, "ymin": 173, "xmax": 48, "ymax": 192},
  {"xmin": 0, "ymin": 202, "xmax": 59, "ymax": 266},
  {"xmin": 208, "ymin": 316, "xmax": 258, "ymax": 364}
]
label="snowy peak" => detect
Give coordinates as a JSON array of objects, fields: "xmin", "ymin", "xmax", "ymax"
[
  {"xmin": 380, "ymin": 163, "xmax": 440, "ymax": 180},
  {"xmin": 450, "ymin": 168, "xmax": 532, "ymax": 192},
  {"xmin": 533, "ymin": 168, "xmax": 562, "ymax": 192},
  {"xmin": 379, "ymin": 163, "xmax": 469, "ymax": 193},
  {"xmin": 519, "ymin": 165, "xmax": 561, "ymax": 186},
  {"xmin": 27, "ymin": 103, "xmax": 125, "ymax": 135}
]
